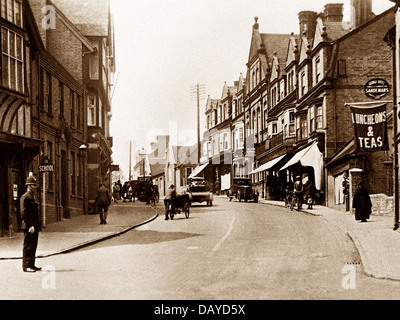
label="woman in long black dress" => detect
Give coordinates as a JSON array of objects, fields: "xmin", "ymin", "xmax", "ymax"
[{"xmin": 352, "ymin": 181, "xmax": 372, "ymax": 222}]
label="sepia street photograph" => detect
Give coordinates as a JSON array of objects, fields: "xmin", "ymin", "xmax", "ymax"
[{"xmin": 1, "ymin": 0, "xmax": 400, "ymax": 310}]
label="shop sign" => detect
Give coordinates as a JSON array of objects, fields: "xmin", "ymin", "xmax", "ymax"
[
  {"xmin": 364, "ymin": 78, "xmax": 390, "ymax": 100},
  {"xmin": 350, "ymin": 103, "xmax": 389, "ymax": 152}
]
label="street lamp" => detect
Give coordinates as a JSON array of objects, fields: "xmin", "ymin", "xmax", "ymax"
[{"xmin": 79, "ymin": 144, "xmax": 88, "ymax": 215}]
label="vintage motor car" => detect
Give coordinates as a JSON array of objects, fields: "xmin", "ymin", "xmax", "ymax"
[
  {"xmin": 228, "ymin": 177, "xmax": 259, "ymax": 203},
  {"xmin": 187, "ymin": 183, "xmax": 214, "ymax": 206}
]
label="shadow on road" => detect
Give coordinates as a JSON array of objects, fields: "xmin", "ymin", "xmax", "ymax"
[{"xmin": 77, "ymin": 229, "xmax": 204, "ymax": 252}]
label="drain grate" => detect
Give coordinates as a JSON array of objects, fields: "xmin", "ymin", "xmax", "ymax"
[{"xmin": 344, "ymin": 261, "xmax": 362, "ymax": 266}]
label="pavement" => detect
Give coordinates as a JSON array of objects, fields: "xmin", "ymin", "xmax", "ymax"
[
  {"xmin": 258, "ymin": 198, "xmax": 400, "ymax": 282},
  {"xmin": 1, "ymin": 196, "xmax": 400, "ymax": 282},
  {"xmin": 0, "ymin": 201, "xmax": 159, "ymax": 260}
]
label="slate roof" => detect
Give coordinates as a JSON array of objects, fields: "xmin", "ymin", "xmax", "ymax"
[{"xmin": 261, "ymin": 33, "xmax": 293, "ymax": 67}]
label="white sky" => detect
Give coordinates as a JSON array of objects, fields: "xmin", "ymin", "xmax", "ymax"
[{"xmin": 109, "ymin": 0, "xmax": 394, "ymax": 179}]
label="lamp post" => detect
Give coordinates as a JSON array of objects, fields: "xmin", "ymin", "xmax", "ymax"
[{"xmin": 79, "ymin": 144, "xmax": 88, "ymax": 215}]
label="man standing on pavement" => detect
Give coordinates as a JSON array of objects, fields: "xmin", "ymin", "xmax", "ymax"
[
  {"xmin": 20, "ymin": 174, "xmax": 41, "ymax": 273},
  {"xmin": 96, "ymin": 182, "xmax": 111, "ymax": 224}
]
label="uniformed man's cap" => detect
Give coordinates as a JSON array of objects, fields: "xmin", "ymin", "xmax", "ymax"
[{"xmin": 26, "ymin": 175, "xmax": 37, "ymax": 185}]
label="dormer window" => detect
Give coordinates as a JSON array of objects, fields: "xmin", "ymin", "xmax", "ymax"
[
  {"xmin": 315, "ymin": 56, "xmax": 321, "ymax": 83},
  {"xmin": 300, "ymin": 71, "xmax": 306, "ymax": 96}
]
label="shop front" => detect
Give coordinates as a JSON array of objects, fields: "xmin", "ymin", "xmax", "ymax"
[{"xmin": 0, "ymin": 132, "xmax": 41, "ymax": 237}]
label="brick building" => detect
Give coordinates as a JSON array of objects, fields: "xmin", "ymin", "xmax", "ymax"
[
  {"xmin": 0, "ymin": 0, "xmax": 116, "ymax": 236},
  {"xmin": 200, "ymin": 0, "xmax": 396, "ymax": 214},
  {"xmin": 49, "ymin": 0, "xmax": 116, "ymax": 213},
  {"xmin": 0, "ymin": 0, "xmax": 43, "ymax": 236},
  {"xmin": 29, "ymin": 0, "xmax": 92, "ymax": 224}
]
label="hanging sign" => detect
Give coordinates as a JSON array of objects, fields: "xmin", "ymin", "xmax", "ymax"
[
  {"xmin": 349, "ymin": 103, "xmax": 388, "ymax": 152},
  {"xmin": 364, "ymin": 78, "xmax": 390, "ymax": 100}
]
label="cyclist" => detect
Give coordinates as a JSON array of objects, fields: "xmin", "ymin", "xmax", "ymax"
[{"xmin": 164, "ymin": 184, "xmax": 176, "ymax": 220}]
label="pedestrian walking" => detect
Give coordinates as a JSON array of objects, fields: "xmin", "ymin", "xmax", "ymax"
[
  {"xmin": 20, "ymin": 175, "xmax": 41, "ymax": 273},
  {"xmin": 303, "ymin": 179, "xmax": 314, "ymax": 209},
  {"xmin": 164, "ymin": 184, "xmax": 176, "ymax": 220},
  {"xmin": 294, "ymin": 175, "xmax": 303, "ymax": 211},
  {"xmin": 96, "ymin": 182, "xmax": 111, "ymax": 224},
  {"xmin": 112, "ymin": 182, "xmax": 120, "ymax": 203},
  {"xmin": 352, "ymin": 181, "xmax": 372, "ymax": 222}
]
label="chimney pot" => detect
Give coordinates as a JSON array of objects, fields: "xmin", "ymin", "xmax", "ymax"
[{"xmin": 324, "ymin": 3, "xmax": 344, "ymax": 23}]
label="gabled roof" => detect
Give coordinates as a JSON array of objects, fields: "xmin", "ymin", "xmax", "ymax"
[
  {"xmin": 260, "ymin": 33, "xmax": 292, "ymax": 68},
  {"xmin": 286, "ymin": 33, "xmax": 300, "ymax": 68},
  {"xmin": 247, "ymin": 18, "xmax": 291, "ymax": 72},
  {"xmin": 51, "ymin": 0, "xmax": 110, "ymax": 37}
]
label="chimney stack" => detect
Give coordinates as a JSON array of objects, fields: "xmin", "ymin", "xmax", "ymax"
[
  {"xmin": 324, "ymin": 3, "xmax": 344, "ymax": 23},
  {"xmin": 350, "ymin": 0, "xmax": 375, "ymax": 29},
  {"xmin": 298, "ymin": 11, "xmax": 318, "ymax": 39}
]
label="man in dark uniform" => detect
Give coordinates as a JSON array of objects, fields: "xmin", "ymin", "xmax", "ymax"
[{"xmin": 20, "ymin": 175, "xmax": 41, "ymax": 273}]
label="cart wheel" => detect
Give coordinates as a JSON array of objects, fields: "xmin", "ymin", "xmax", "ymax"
[{"xmin": 184, "ymin": 204, "xmax": 190, "ymax": 218}]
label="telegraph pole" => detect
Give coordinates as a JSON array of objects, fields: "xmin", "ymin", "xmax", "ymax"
[
  {"xmin": 129, "ymin": 140, "xmax": 132, "ymax": 181},
  {"xmin": 191, "ymin": 84, "xmax": 206, "ymax": 164}
]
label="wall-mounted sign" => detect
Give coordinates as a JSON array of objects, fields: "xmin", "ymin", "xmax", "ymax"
[
  {"xmin": 364, "ymin": 78, "xmax": 390, "ymax": 100},
  {"xmin": 39, "ymin": 156, "xmax": 54, "ymax": 172}
]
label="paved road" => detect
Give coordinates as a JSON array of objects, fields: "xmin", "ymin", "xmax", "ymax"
[{"xmin": 1, "ymin": 198, "xmax": 400, "ymax": 300}]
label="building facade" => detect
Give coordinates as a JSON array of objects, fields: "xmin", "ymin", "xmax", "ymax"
[
  {"xmin": 49, "ymin": 0, "xmax": 116, "ymax": 213},
  {"xmin": 0, "ymin": 0, "xmax": 116, "ymax": 236},
  {"xmin": 200, "ymin": 0, "xmax": 396, "ymax": 214}
]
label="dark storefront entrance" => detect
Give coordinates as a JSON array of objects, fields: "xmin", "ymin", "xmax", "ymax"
[{"xmin": 0, "ymin": 134, "xmax": 41, "ymax": 237}]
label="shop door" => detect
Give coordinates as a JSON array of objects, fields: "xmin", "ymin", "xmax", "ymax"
[
  {"xmin": 10, "ymin": 170, "xmax": 21, "ymax": 233},
  {"xmin": 0, "ymin": 166, "xmax": 6, "ymax": 237}
]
